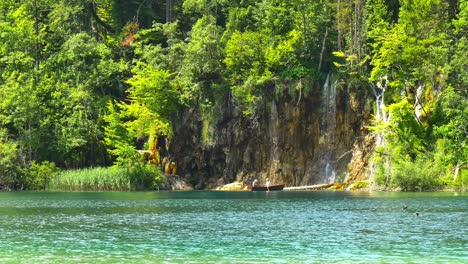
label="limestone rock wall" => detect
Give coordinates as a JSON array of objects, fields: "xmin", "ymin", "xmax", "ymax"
[{"xmin": 163, "ymin": 78, "xmax": 373, "ymax": 189}]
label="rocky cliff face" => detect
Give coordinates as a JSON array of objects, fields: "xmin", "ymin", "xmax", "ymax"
[{"xmin": 163, "ymin": 75, "xmax": 373, "ymax": 189}]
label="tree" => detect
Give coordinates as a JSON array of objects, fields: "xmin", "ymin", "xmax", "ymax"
[
  {"xmin": 1, "ymin": 2, "xmax": 125, "ymax": 169},
  {"xmin": 224, "ymin": 30, "xmax": 273, "ymax": 116},
  {"xmin": 0, "ymin": 129, "xmax": 21, "ymax": 190},
  {"xmin": 103, "ymin": 60, "xmax": 179, "ymax": 165},
  {"xmin": 431, "ymin": 87, "xmax": 468, "ymax": 185},
  {"xmin": 366, "ymin": 0, "xmax": 455, "ymax": 189},
  {"xmin": 450, "ymin": 0, "xmax": 468, "ymax": 90},
  {"xmin": 0, "ymin": 2, "xmax": 45, "ymax": 164}
]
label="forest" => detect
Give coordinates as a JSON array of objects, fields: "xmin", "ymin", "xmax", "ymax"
[{"xmin": 0, "ymin": 0, "xmax": 466, "ymax": 191}]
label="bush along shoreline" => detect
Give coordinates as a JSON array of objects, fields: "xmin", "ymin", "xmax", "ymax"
[{"xmin": 0, "ymin": 157, "xmax": 465, "ymax": 192}]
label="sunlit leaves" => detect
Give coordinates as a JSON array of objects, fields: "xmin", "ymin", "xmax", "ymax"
[
  {"xmin": 225, "ymin": 31, "xmax": 269, "ymax": 82},
  {"xmin": 103, "ymin": 102, "xmax": 138, "ymax": 166},
  {"xmin": 105, "ymin": 62, "xmax": 178, "ymax": 162},
  {"xmin": 365, "ymin": 0, "xmax": 466, "ymax": 189},
  {"xmin": 126, "ymin": 63, "xmax": 177, "ymax": 116},
  {"xmin": 103, "ymin": 63, "xmax": 177, "ymax": 165},
  {"xmin": 224, "ymin": 30, "xmax": 272, "ymax": 115}
]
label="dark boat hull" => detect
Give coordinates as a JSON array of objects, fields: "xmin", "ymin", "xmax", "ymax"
[{"xmin": 248, "ymin": 184, "xmax": 285, "ymax": 191}]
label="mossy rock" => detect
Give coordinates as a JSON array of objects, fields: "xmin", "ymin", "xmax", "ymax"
[
  {"xmin": 328, "ymin": 183, "xmax": 345, "ymax": 190},
  {"xmin": 351, "ymin": 181, "xmax": 369, "ymax": 190}
]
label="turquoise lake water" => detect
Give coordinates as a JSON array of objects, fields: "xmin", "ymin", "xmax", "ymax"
[{"xmin": 0, "ymin": 191, "xmax": 466, "ymax": 263}]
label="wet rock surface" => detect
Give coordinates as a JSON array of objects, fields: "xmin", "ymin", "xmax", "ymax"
[{"xmin": 162, "ymin": 175, "xmax": 193, "ymax": 190}]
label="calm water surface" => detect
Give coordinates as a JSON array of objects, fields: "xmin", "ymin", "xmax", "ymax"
[{"xmin": 0, "ymin": 191, "xmax": 466, "ymax": 263}]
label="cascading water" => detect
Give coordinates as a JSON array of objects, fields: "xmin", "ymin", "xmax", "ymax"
[
  {"xmin": 269, "ymin": 100, "xmax": 279, "ymax": 180},
  {"xmin": 322, "ymin": 74, "xmax": 337, "ymax": 137},
  {"xmin": 320, "ymin": 73, "xmax": 338, "ymax": 183},
  {"xmin": 325, "ymin": 163, "xmax": 336, "ymax": 183}
]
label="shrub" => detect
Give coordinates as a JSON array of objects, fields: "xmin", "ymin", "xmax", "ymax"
[
  {"xmin": 0, "ymin": 129, "xmax": 22, "ymax": 190},
  {"xmin": 391, "ymin": 156, "xmax": 444, "ymax": 191},
  {"xmin": 128, "ymin": 163, "xmax": 166, "ymax": 190},
  {"xmin": 442, "ymin": 164, "xmax": 468, "ymax": 191},
  {"xmin": 25, "ymin": 161, "xmax": 59, "ymax": 190}
]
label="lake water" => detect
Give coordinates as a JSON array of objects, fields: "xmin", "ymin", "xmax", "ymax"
[{"xmin": 0, "ymin": 191, "xmax": 466, "ymax": 263}]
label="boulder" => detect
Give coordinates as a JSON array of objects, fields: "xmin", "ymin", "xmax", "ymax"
[
  {"xmin": 163, "ymin": 175, "xmax": 193, "ymax": 191},
  {"xmin": 216, "ymin": 181, "xmax": 246, "ymax": 191}
]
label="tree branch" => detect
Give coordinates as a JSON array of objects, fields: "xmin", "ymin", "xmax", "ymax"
[
  {"xmin": 318, "ymin": 27, "xmax": 328, "ymax": 71},
  {"xmin": 88, "ymin": 3, "xmax": 115, "ymax": 34}
]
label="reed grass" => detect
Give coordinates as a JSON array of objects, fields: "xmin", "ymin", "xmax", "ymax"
[{"xmin": 48, "ymin": 167, "xmax": 135, "ymax": 191}]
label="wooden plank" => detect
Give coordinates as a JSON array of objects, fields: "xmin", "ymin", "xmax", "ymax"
[{"xmin": 284, "ymin": 183, "xmax": 334, "ymax": 191}]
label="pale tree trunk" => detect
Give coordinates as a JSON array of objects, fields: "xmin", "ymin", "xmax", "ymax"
[
  {"xmin": 318, "ymin": 27, "xmax": 328, "ymax": 71},
  {"xmin": 414, "ymin": 83, "xmax": 423, "ymax": 120},
  {"xmin": 453, "ymin": 163, "xmax": 460, "ymax": 182},
  {"xmin": 453, "ymin": 163, "xmax": 466, "ymax": 191}
]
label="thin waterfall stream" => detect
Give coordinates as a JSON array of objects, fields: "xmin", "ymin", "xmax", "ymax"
[{"xmin": 320, "ymin": 73, "xmax": 338, "ymax": 183}]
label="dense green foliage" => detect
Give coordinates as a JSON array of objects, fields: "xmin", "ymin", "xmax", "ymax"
[
  {"xmin": 0, "ymin": 0, "xmax": 466, "ymax": 190},
  {"xmin": 367, "ymin": 0, "xmax": 467, "ymax": 190}
]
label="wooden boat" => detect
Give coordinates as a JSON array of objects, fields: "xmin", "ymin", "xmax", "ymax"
[{"xmin": 247, "ymin": 184, "xmax": 285, "ymax": 191}]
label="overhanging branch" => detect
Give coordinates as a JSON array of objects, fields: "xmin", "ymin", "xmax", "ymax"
[{"xmin": 88, "ymin": 2, "xmax": 115, "ymax": 34}]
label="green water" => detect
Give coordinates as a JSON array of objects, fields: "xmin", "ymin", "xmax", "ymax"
[{"xmin": 0, "ymin": 191, "xmax": 466, "ymax": 263}]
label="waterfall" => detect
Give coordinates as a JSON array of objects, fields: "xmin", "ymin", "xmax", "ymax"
[
  {"xmin": 321, "ymin": 73, "xmax": 337, "ymax": 138},
  {"xmin": 325, "ymin": 163, "xmax": 336, "ymax": 183},
  {"xmin": 269, "ymin": 100, "xmax": 279, "ymax": 179},
  {"xmin": 370, "ymin": 75, "xmax": 389, "ymax": 180},
  {"xmin": 320, "ymin": 73, "xmax": 337, "ymax": 183},
  {"xmin": 270, "ymin": 99, "xmax": 279, "ymax": 160}
]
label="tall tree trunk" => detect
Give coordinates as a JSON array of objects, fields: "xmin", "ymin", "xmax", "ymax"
[
  {"xmin": 337, "ymin": 0, "xmax": 342, "ymax": 50},
  {"xmin": 33, "ymin": 0, "xmax": 40, "ymax": 72},
  {"xmin": 166, "ymin": 0, "xmax": 173, "ymax": 23}
]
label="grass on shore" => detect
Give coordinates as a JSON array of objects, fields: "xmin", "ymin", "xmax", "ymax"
[{"xmin": 48, "ymin": 166, "xmax": 163, "ymax": 191}]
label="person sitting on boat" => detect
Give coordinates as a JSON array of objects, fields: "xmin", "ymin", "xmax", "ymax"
[{"xmin": 252, "ymin": 179, "xmax": 258, "ymax": 187}]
